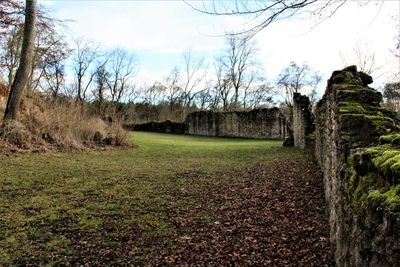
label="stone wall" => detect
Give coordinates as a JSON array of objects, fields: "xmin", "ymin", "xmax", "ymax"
[
  {"xmin": 185, "ymin": 108, "xmax": 287, "ymax": 139},
  {"xmin": 313, "ymin": 66, "xmax": 400, "ymax": 266},
  {"xmin": 293, "ymin": 93, "xmax": 314, "ymax": 149},
  {"xmin": 124, "ymin": 120, "xmax": 185, "ymax": 134}
]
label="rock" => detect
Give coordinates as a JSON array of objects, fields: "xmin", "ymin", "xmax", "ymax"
[
  {"xmin": 344, "ymin": 65, "xmax": 358, "ymax": 72},
  {"xmin": 358, "ymin": 71, "xmax": 373, "ymax": 86},
  {"xmin": 314, "ymin": 66, "xmax": 400, "ymax": 266},
  {"xmin": 293, "ymin": 93, "xmax": 314, "ymax": 149},
  {"xmin": 336, "ymin": 88, "xmax": 382, "ymax": 106}
]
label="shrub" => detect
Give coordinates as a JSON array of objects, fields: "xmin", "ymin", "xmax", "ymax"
[{"xmin": 0, "ymin": 94, "xmax": 131, "ymax": 154}]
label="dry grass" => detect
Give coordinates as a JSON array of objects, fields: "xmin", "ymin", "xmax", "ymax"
[{"xmin": 0, "ymin": 94, "xmax": 130, "ymax": 155}]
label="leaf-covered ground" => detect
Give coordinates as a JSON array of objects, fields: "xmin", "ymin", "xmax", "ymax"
[{"xmin": 0, "ymin": 132, "xmax": 333, "ymax": 266}]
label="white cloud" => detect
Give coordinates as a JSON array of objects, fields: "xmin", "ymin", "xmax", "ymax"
[
  {"xmin": 255, "ymin": 1, "xmax": 399, "ymax": 92},
  {"xmin": 46, "ymin": 1, "xmax": 399, "ymax": 92},
  {"xmin": 54, "ymin": 1, "xmax": 246, "ymax": 54}
]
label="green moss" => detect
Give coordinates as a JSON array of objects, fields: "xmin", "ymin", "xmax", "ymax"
[
  {"xmin": 368, "ymin": 185, "xmax": 400, "ymax": 211},
  {"xmin": 349, "ymin": 172, "xmax": 389, "ymax": 213},
  {"xmin": 306, "ymin": 132, "xmax": 315, "ymax": 141},
  {"xmin": 332, "ymin": 71, "xmax": 363, "ymax": 85},
  {"xmin": 45, "ymin": 235, "xmax": 71, "ymax": 251},
  {"xmin": 380, "ymin": 133, "xmax": 400, "ymax": 146},
  {"xmin": 346, "ymin": 169, "xmax": 359, "ymax": 195},
  {"xmin": 366, "ymin": 115, "xmax": 395, "ymax": 129},
  {"xmin": 373, "ymin": 150, "xmax": 400, "ymax": 178},
  {"xmin": 372, "ymin": 149, "xmax": 400, "ymax": 166},
  {"xmin": 376, "ymin": 111, "xmax": 385, "ymax": 117},
  {"xmin": 364, "ymin": 145, "xmax": 400, "ymax": 180},
  {"xmin": 339, "ymin": 113, "xmax": 395, "ymax": 135},
  {"xmin": 339, "ymin": 113, "xmax": 367, "ymax": 121},
  {"xmin": 349, "ymin": 144, "xmax": 400, "ymax": 214},
  {"xmin": 339, "ymin": 101, "xmax": 369, "ymax": 114},
  {"xmin": 380, "ymin": 134, "xmax": 398, "ymax": 144},
  {"xmin": 338, "ymin": 91, "xmax": 396, "ymax": 140},
  {"xmin": 365, "ymin": 146, "xmax": 384, "ymax": 157}
]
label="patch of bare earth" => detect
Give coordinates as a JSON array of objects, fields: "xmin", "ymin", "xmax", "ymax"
[{"xmin": 153, "ymin": 156, "xmax": 334, "ymax": 266}]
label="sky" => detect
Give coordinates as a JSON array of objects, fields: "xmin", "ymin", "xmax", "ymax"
[{"xmin": 40, "ymin": 0, "xmax": 400, "ymax": 98}]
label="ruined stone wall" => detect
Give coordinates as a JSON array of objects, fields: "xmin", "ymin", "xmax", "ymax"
[
  {"xmin": 124, "ymin": 120, "xmax": 185, "ymax": 134},
  {"xmin": 185, "ymin": 108, "xmax": 287, "ymax": 139},
  {"xmin": 293, "ymin": 93, "xmax": 314, "ymax": 149},
  {"xmin": 314, "ymin": 66, "xmax": 400, "ymax": 266}
]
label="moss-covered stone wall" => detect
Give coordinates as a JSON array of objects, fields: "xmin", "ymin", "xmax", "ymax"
[
  {"xmin": 124, "ymin": 120, "xmax": 186, "ymax": 134},
  {"xmin": 293, "ymin": 92, "xmax": 314, "ymax": 149},
  {"xmin": 185, "ymin": 108, "xmax": 288, "ymax": 139},
  {"xmin": 314, "ymin": 66, "xmax": 400, "ymax": 266}
]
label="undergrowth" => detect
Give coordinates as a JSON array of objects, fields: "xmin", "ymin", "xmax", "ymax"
[{"xmin": 0, "ymin": 94, "xmax": 130, "ymax": 156}]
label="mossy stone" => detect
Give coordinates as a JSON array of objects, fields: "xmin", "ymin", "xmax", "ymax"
[
  {"xmin": 368, "ymin": 185, "xmax": 400, "ymax": 211},
  {"xmin": 336, "ymin": 88, "xmax": 382, "ymax": 106}
]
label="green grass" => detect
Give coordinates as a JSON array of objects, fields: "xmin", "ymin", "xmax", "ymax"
[{"xmin": 0, "ymin": 132, "xmax": 297, "ymax": 265}]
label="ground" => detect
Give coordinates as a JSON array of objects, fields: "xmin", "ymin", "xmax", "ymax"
[{"xmin": 0, "ymin": 132, "xmax": 333, "ymax": 266}]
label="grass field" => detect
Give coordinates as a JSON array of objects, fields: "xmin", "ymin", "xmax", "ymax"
[{"xmin": 0, "ymin": 132, "xmax": 329, "ymax": 265}]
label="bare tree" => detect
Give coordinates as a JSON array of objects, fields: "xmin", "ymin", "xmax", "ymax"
[
  {"xmin": 208, "ymin": 85, "xmax": 222, "ymax": 111},
  {"xmin": 28, "ymin": 21, "xmax": 70, "ymax": 95},
  {"xmin": 92, "ymin": 57, "xmax": 110, "ymax": 114},
  {"xmin": 186, "ymin": 0, "xmax": 353, "ymax": 37},
  {"xmin": 138, "ymin": 82, "xmax": 164, "ymax": 122},
  {"xmin": 105, "ymin": 48, "xmax": 137, "ymax": 104},
  {"xmin": 142, "ymin": 82, "xmax": 163, "ymax": 106},
  {"xmin": 0, "ymin": 0, "xmax": 23, "ymax": 40},
  {"xmin": 308, "ymin": 71, "xmax": 322, "ymax": 104},
  {"xmin": 41, "ymin": 52, "xmax": 67, "ymax": 98},
  {"xmin": 72, "ymin": 39, "xmax": 98, "ymax": 102},
  {"xmin": 246, "ymin": 83, "xmax": 274, "ymax": 109},
  {"xmin": 165, "ymin": 67, "xmax": 182, "ymax": 103},
  {"xmin": 277, "ymin": 62, "xmax": 321, "ymax": 106},
  {"xmin": 213, "ymin": 57, "xmax": 232, "ymax": 111},
  {"xmin": 180, "ymin": 50, "xmax": 206, "ymax": 116},
  {"xmin": 0, "ymin": 24, "xmax": 23, "ymax": 88},
  {"xmin": 0, "ymin": 1, "xmax": 69, "ymax": 96},
  {"xmin": 0, "ymin": 20, "xmax": 69, "ymax": 97},
  {"xmin": 3, "ymin": 0, "xmax": 36, "ymax": 121},
  {"xmin": 241, "ymin": 66, "xmax": 264, "ymax": 109},
  {"xmin": 353, "ymin": 42, "xmax": 377, "ymax": 75},
  {"xmin": 196, "ymin": 80, "xmax": 214, "ymax": 111},
  {"xmin": 219, "ymin": 33, "xmax": 262, "ymax": 109},
  {"xmin": 339, "ymin": 41, "xmax": 380, "ymax": 76},
  {"xmin": 164, "ymin": 66, "xmax": 182, "ymax": 116}
]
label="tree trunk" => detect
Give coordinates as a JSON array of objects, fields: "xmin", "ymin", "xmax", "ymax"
[{"xmin": 3, "ymin": 0, "xmax": 36, "ymax": 122}]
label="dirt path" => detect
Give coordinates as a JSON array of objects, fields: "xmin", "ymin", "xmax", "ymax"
[{"xmin": 150, "ymin": 157, "xmax": 333, "ymax": 266}]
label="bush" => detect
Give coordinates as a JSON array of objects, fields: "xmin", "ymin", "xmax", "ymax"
[{"xmin": 0, "ymin": 94, "xmax": 131, "ymax": 153}]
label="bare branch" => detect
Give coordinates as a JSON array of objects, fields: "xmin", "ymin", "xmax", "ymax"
[{"xmin": 186, "ymin": 0, "xmax": 354, "ymax": 38}]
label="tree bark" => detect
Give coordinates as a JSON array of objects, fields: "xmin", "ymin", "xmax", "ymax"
[{"xmin": 3, "ymin": 0, "xmax": 36, "ymax": 122}]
